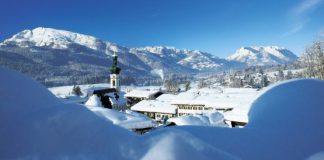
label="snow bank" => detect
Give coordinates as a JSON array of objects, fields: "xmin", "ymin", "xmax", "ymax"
[
  {"xmin": 87, "ymin": 107, "xmax": 157, "ymax": 130},
  {"xmin": 168, "ymin": 112, "xmax": 227, "ymax": 127},
  {"xmin": 0, "ymin": 67, "xmax": 133, "ymax": 159},
  {"xmin": 85, "ymin": 95, "xmax": 103, "ymax": 107},
  {"xmin": 248, "ymin": 79, "xmax": 324, "ymax": 129},
  {"xmin": 175, "ymin": 79, "xmax": 324, "ymax": 159},
  {"xmin": 2, "ymin": 67, "xmax": 324, "ymax": 159},
  {"xmin": 141, "ymin": 131, "xmax": 238, "ymax": 160},
  {"xmin": 0, "ymin": 67, "xmax": 234, "ymax": 159}
]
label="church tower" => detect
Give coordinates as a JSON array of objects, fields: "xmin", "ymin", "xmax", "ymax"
[{"xmin": 110, "ymin": 52, "xmax": 121, "ymax": 92}]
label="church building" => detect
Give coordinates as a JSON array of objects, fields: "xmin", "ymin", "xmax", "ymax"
[
  {"xmin": 110, "ymin": 52, "xmax": 121, "ymax": 92},
  {"xmin": 90, "ymin": 52, "xmax": 127, "ymax": 110}
]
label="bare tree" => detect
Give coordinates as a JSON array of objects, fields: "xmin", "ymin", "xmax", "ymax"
[
  {"xmin": 198, "ymin": 80, "xmax": 207, "ymax": 89},
  {"xmin": 164, "ymin": 79, "xmax": 179, "ymax": 93},
  {"xmin": 184, "ymin": 81, "xmax": 191, "ymax": 91},
  {"xmin": 72, "ymin": 85, "xmax": 83, "ymax": 96}
]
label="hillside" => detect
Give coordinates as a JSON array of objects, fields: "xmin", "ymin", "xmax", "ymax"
[
  {"xmin": 227, "ymin": 46, "xmax": 298, "ymax": 66},
  {"xmin": 0, "ymin": 27, "xmax": 244, "ymax": 86}
]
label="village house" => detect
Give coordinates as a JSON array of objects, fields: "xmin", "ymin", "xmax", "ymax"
[
  {"xmin": 130, "ymin": 94, "xmax": 177, "ymax": 122},
  {"xmin": 171, "ymin": 88, "xmax": 257, "ymax": 117},
  {"xmin": 130, "ymin": 88, "xmax": 258, "ymax": 124},
  {"xmin": 131, "ymin": 100, "xmax": 177, "ymax": 122}
]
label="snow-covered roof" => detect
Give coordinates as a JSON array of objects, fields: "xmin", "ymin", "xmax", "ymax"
[
  {"xmin": 131, "ymin": 100, "xmax": 177, "ymax": 114},
  {"xmin": 87, "ymin": 107, "xmax": 157, "ymax": 130},
  {"xmin": 104, "ymin": 93, "xmax": 127, "ymax": 106},
  {"xmin": 48, "ymin": 83, "xmax": 110, "ymax": 97},
  {"xmin": 124, "ymin": 89, "xmax": 161, "ymax": 98},
  {"xmin": 155, "ymin": 94, "xmax": 175, "ymax": 102},
  {"xmin": 171, "ymin": 88, "xmax": 257, "ymax": 110}
]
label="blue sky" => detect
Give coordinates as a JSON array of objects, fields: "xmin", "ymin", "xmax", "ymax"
[{"xmin": 1, "ymin": 0, "xmax": 323, "ymax": 57}]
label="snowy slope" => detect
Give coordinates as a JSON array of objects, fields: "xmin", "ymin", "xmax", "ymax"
[
  {"xmin": 131, "ymin": 46, "xmax": 244, "ymax": 71},
  {"xmin": 2, "ymin": 27, "xmax": 105, "ymax": 50},
  {"xmin": 228, "ymin": 46, "xmax": 298, "ymax": 66}
]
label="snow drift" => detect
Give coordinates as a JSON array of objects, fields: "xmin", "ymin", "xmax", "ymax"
[
  {"xmin": 177, "ymin": 79, "xmax": 324, "ymax": 159},
  {"xmin": 1, "ymin": 67, "xmax": 323, "ymax": 159},
  {"xmin": 0, "ymin": 67, "xmax": 134, "ymax": 159},
  {"xmin": 0, "ymin": 67, "xmax": 236, "ymax": 160}
]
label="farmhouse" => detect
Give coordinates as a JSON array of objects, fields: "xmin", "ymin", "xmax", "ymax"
[
  {"xmin": 171, "ymin": 88, "xmax": 258, "ymax": 117},
  {"xmin": 131, "ymin": 100, "xmax": 177, "ymax": 122}
]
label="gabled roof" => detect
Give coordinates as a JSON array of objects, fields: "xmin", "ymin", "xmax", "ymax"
[
  {"xmin": 171, "ymin": 87, "xmax": 258, "ymax": 110},
  {"xmin": 131, "ymin": 100, "xmax": 177, "ymax": 114},
  {"xmin": 125, "ymin": 89, "xmax": 161, "ymax": 98},
  {"xmin": 93, "ymin": 88, "xmax": 117, "ymax": 95}
]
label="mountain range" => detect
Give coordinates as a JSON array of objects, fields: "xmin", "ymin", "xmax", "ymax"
[
  {"xmin": 0, "ymin": 27, "xmax": 298, "ymax": 86},
  {"xmin": 228, "ymin": 46, "xmax": 298, "ymax": 66}
]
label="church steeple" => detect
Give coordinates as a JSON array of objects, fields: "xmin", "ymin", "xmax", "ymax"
[
  {"xmin": 110, "ymin": 52, "xmax": 121, "ymax": 92},
  {"xmin": 110, "ymin": 52, "xmax": 121, "ymax": 74}
]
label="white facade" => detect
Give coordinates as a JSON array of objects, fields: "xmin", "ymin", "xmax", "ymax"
[
  {"xmin": 110, "ymin": 74, "xmax": 120, "ymax": 92},
  {"xmin": 175, "ymin": 104, "xmax": 214, "ymax": 116}
]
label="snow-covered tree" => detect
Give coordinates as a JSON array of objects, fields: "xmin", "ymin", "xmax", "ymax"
[
  {"xmin": 261, "ymin": 75, "xmax": 270, "ymax": 88},
  {"xmin": 302, "ymin": 40, "xmax": 324, "ymax": 79}
]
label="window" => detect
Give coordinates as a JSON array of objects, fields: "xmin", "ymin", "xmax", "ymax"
[{"xmin": 112, "ymin": 80, "xmax": 115, "ymax": 86}]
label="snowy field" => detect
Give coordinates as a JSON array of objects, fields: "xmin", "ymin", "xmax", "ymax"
[{"xmin": 1, "ymin": 67, "xmax": 324, "ymax": 159}]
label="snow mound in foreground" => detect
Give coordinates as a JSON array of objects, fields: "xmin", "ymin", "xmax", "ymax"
[
  {"xmin": 175, "ymin": 79, "xmax": 324, "ymax": 160},
  {"xmin": 0, "ymin": 67, "xmax": 236, "ymax": 160},
  {"xmin": 0, "ymin": 67, "xmax": 135, "ymax": 159},
  {"xmin": 247, "ymin": 79, "xmax": 324, "ymax": 129},
  {"xmin": 1, "ymin": 67, "xmax": 324, "ymax": 160}
]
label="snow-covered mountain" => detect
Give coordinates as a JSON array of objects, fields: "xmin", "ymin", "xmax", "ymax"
[
  {"xmin": 0, "ymin": 27, "xmax": 244, "ymax": 86},
  {"xmin": 227, "ymin": 46, "xmax": 298, "ymax": 66}
]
